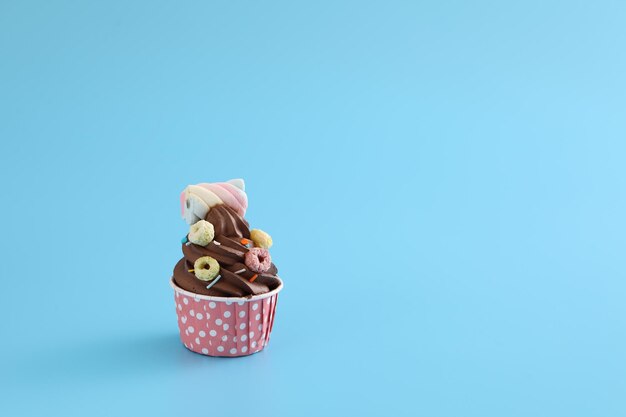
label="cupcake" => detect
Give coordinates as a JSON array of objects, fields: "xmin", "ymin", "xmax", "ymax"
[{"xmin": 171, "ymin": 179, "xmax": 283, "ymax": 357}]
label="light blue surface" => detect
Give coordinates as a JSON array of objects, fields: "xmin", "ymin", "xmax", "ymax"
[{"xmin": 1, "ymin": 1, "xmax": 626, "ymax": 416}]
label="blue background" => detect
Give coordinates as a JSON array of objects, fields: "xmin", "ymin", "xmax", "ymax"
[{"xmin": 1, "ymin": 1, "xmax": 625, "ymax": 416}]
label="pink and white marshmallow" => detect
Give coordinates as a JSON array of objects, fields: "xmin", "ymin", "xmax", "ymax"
[{"xmin": 181, "ymin": 179, "xmax": 248, "ymax": 224}]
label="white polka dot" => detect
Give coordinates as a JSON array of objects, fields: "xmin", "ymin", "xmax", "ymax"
[
  {"xmin": 223, "ymin": 324, "xmax": 230, "ymax": 331},
  {"xmin": 205, "ymin": 313, "xmax": 211, "ymax": 319},
  {"xmin": 217, "ymin": 346, "xmax": 224, "ymax": 352},
  {"xmin": 190, "ymin": 343, "xmax": 193, "ymax": 349},
  {"xmin": 187, "ymin": 326, "xmax": 195, "ymax": 333},
  {"xmin": 252, "ymin": 303, "xmax": 258, "ymax": 310},
  {"xmin": 202, "ymin": 348, "xmax": 209, "ymax": 354},
  {"xmin": 199, "ymin": 331, "xmax": 206, "ymax": 337},
  {"xmin": 255, "ymin": 313, "xmax": 261, "ymax": 321},
  {"xmin": 241, "ymin": 346, "xmax": 248, "ymax": 353},
  {"xmin": 185, "ymin": 330, "xmax": 189, "ymax": 336},
  {"xmin": 181, "ymin": 316, "xmax": 187, "ymax": 324},
  {"xmin": 249, "ymin": 331, "xmax": 254, "ymax": 338},
  {"xmin": 209, "ymin": 302, "xmax": 216, "ymax": 309},
  {"xmin": 215, "ymin": 319, "xmax": 222, "ymax": 325},
  {"xmin": 241, "ymin": 335, "xmax": 247, "ymax": 341},
  {"xmin": 239, "ymin": 311, "xmax": 246, "ymax": 318},
  {"xmin": 196, "ymin": 313, "xmax": 203, "ymax": 320},
  {"xmin": 190, "ymin": 309, "xmax": 195, "ymax": 317},
  {"xmin": 229, "ymin": 348, "xmax": 237, "ymax": 354},
  {"xmin": 251, "ymin": 341, "xmax": 257, "ymax": 348},
  {"xmin": 225, "ymin": 300, "xmax": 232, "ymax": 305},
  {"xmin": 195, "ymin": 337, "xmax": 200, "ymax": 344},
  {"xmin": 194, "ymin": 295, "xmax": 201, "ymax": 302},
  {"xmin": 239, "ymin": 323, "xmax": 246, "ymax": 330},
  {"xmin": 183, "ymin": 298, "xmax": 189, "ymax": 305},
  {"xmin": 176, "ymin": 292, "xmax": 179, "ymax": 298},
  {"xmin": 258, "ymin": 324, "xmax": 262, "ymax": 331},
  {"xmin": 233, "ymin": 336, "xmax": 238, "ymax": 342},
  {"xmin": 209, "ymin": 330, "xmax": 217, "ymax": 337},
  {"xmin": 177, "ymin": 304, "xmax": 182, "ymax": 311},
  {"xmin": 223, "ymin": 311, "xmax": 231, "ymax": 318},
  {"xmin": 238, "ymin": 301, "xmax": 245, "ymax": 306},
  {"xmin": 222, "ymin": 335, "xmax": 228, "ymax": 341}
]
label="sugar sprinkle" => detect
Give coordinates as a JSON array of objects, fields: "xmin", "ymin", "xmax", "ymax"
[{"xmin": 205, "ymin": 275, "xmax": 222, "ymax": 290}]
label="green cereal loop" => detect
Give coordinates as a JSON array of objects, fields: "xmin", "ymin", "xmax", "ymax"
[
  {"xmin": 189, "ymin": 220, "xmax": 215, "ymax": 246},
  {"xmin": 193, "ymin": 256, "xmax": 220, "ymax": 281}
]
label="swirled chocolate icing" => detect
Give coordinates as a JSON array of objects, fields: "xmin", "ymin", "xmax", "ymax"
[{"xmin": 173, "ymin": 205, "xmax": 281, "ymax": 297}]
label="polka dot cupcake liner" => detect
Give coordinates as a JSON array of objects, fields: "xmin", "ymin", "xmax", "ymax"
[{"xmin": 170, "ymin": 277, "xmax": 283, "ymax": 357}]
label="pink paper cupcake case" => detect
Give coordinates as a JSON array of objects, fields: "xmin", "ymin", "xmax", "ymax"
[{"xmin": 170, "ymin": 277, "xmax": 283, "ymax": 357}]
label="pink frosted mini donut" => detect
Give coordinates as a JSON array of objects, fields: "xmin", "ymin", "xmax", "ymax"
[{"xmin": 244, "ymin": 247, "xmax": 272, "ymax": 273}]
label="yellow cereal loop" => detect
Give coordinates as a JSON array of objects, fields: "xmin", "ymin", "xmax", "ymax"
[
  {"xmin": 193, "ymin": 256, "xmax": 220, "ymax": 281},
  {"xmin": 250, "ymin": 229, "xmax": 273, "ymax": 249},
  {"xmin": 188, "ymin": 220, "xmax": 215, "ymax": 246}
]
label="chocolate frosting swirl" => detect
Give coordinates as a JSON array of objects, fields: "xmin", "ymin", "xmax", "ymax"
[{"xmin": 173, "ymin": 204, "xmax": 280, "ymax": 297}]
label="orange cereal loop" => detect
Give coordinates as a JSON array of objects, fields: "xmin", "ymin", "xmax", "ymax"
[{"xmin": 241, "ymin": 238, "xmax": 250, "ymax": 245}]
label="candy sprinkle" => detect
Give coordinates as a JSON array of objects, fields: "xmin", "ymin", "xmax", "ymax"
[
  {"xmin": 188, "ymin": 269, "xmax": 195, "ymax": 273},
  {"xmin": 234, "ymin": 268, "xmax": 246, "ymax": 274},
  {"xmin": 213, "ymin": 241, "xmax": 221, "ymax": 246},
  {"xmin": 249, "ymin": 274, "xmax": 258, "ymax": 283},
  {"xmin": 241, "ymin": 238, "xmax": 250, "ymax": 245},
  {"xmin": 205, "ymin": 274, "xmax": 222, "ymax": 290},
  {"xmin": 181, "ymin": 236, "xmax": 188, "ymax": 244}
]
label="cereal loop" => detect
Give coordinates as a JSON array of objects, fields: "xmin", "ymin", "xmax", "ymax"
[
  {"xmin": 189, "ymin": 220, "xmax": 215, "ymax": 246},
  {"xmin": 250, "ymin": 229, "xmax": 273, "ymax": 249},
  {"xmin": 194, "ymin": 256, "xmax": 220, "ymax": 281},
  {"xmin": 244, "ymin": 248, "xmax": 272, "ymax": 274}
]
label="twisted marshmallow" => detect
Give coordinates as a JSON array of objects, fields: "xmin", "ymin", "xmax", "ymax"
[{"xmin": 181, "ymin": 179, "xmax": 248, "ymax": 224}]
